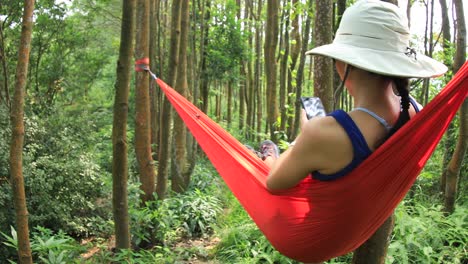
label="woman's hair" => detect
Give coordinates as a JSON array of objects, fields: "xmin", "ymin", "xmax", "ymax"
[{"xmin": 387, "ymin": 77, "xmax": 410, "ymax": 137}]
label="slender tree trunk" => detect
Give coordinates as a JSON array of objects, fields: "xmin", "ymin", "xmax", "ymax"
[
  {"xmin": 112, "ymin": 0, "xmax": 135, "ymax": 250},
  {"xmin": 9, "ymin": 1, "xmax": 35, "ymax": 263},
  {"xmin": 352, "ymin": 215, "xmax": 395, "ymax": 264},
  {"xmin": 149, "ymin": 0, "xmax": 161, "ymax": 161},
  {"xmin": 254, "ymin": 0, "xmax": 263, "ymax": 141},
  {"xmin": 265, "ymin": 0, "xmax": 279, "ymax": 141},
  {"xmin": 0, "ymin": 20, "xmax": 10, "ymax": 109},
  {"xmin": 279, "ymin": 1, "xmax": 290, "ymax": 133},
  {"xmin": 353, "ymin": 1, "xmax": 399, "ymax": 262},
  {"xmin": 286, "ymin": 0, "xmax": 301, "ymax": 139},
  {"xmin": 438, "ymin": 0, "xmax": 452, "ymax": 193},
  {"xmin": 200, "ymin": 0, "xmax": 211, "ymax": 113},
  {"xmin": 172, "ymin": 0, "xmax": 192, "ymax": 193},
  {"xmin": 313, "ymin": 0, "xmax": 333, "ymax": 112},
  {"xmin": 135, "ymin": 0, "xmax": 156, "ymax": 203},
  {"xmin": 157, "ymin": 0, "xmax": 181, "ymax": 200},
  {"xmin": 292, "ymin": 0, "xmax": 313, "ymax": 137},
  {"xmin": 443, "ymin": 0, "xmax": 466, "ymax": 215}
]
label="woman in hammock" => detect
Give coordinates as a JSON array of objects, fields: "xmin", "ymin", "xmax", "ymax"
[{"xmin": 262, "ymin": 0, "xmax": 447, "ymax": 190}]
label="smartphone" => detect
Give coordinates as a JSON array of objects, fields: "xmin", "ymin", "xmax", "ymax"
[{"xmin": 300, "ymin": 97, "xmax": 326, "ymax": 119}]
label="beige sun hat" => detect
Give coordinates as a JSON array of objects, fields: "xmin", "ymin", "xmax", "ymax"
[{"xmin": 306, "ymin": 0, "xmax": 447, "ymax": 78}]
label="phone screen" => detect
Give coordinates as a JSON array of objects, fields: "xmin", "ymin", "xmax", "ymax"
[{"xmin": 300, "ymin": 97, "xmax": 326, "ymax": 119}]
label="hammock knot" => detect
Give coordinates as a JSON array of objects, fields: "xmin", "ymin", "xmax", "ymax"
[{"xmin": 135, "ymin": 57, "xmax": 150, "ymax": 72}]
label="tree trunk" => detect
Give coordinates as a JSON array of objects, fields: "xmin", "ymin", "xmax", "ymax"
[
  {"xmin": 149, "ymin": 0, "xmax": 161, "ymax": 162},
  {"xmin": 353, "ymin": 1, "xmax": 400, "ymax": 262},
  {"xmin": 313, "ymin": 0, "xmax": 333, "ymax": 112},
  {"xmin": 438, "ymin": 0, "xmax": 452, "ymax": 193},
  {"xmin": 200, "ymin": 0, "xmax": 211, "ymax": 113},
  {"xmin": 0, "ymin": 20, "xmax": 10, "ymax": 109},
  {"xmin": 9, "ymin": 0, "xmax": 35, "ymax": 263},
  {"xmin": 254, "ymin": 0, "xmax": 264, "ymax": 142},
  {"xmin": 286, "ymin": 0, "xmax": 301, "ymax": 139},
  {"xmin": 157, "ymin": 0, "xmax": 181, "ymax": 200},
  {"xmin": 279, "ymin": 1, "xmax": 290, "ymax": 133},
  {"xmin": 292, "ymin": 0, "xmax": 313, "ymax": 137},
  {"xmin": 135, "ymin": 0, "xmax": 156, "ymax": 203},
  {"xmin": 443, "ymin": 0, "xmax": 466, "ymax": 215},
  {"xmin": 352, "ymin": 215, "xmax": 395, "ymax": 264},
  {"xmin": 112, "ymin": 0, "xmax": 135, "ymax": 250},
  {"xmin": 265, "ymin": 0, "xmax": 279, "ymax": 141},
  {"xmin": 171, "ymin": 0, "xmax": 193, "ymax": 193}
]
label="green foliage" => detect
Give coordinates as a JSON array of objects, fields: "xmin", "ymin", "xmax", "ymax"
[
  {"xmin": 388, "ymin": 203, "xmax": 467, "ymax": 263},
  {"xmin": 206, "ymin": 0, "xmax": 247, "ymax": 81},
  {"xmin": 1, "ymin": 226, "xmax": 85, "ymax": 263},
  {"xmin": 127, "ymin": 162, "xmax": 223, "ymax": 249},
  {"xmin": 0, "ymin": 108, "xmax": 111, "ymax": 263},
  {"xmin": 129, "ymin": 188, "xmax": 223, "ymax": 248}
]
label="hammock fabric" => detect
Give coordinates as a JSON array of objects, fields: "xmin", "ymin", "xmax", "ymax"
[{"xmin": 149, "ymin": 61, "xmax": 468, "ymax": 262}]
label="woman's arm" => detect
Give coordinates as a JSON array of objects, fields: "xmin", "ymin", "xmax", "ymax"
[{"xmin": 266, "ymin": 116, "xmax": 334, "ymax": 190}]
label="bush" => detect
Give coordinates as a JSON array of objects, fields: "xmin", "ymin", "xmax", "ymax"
[
  {"xmin": 0, "ymin": 109, "xmax": 111, "ymax": 242},
  {"xmin": 1, "ymin": 226, "xmax": 86, "ymax": 263},
  {"xmin": 388, "ymin": 202, "xmax": 467, "ymax": 263}
]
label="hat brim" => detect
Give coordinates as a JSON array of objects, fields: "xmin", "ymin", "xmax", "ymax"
[{"xmin": 306, "ymin": 43, "xmax": 447, "ymax": 78}]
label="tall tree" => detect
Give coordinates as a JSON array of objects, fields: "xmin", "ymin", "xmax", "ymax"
[
  {"xmin": 292, "ymin": 0, "xmax": 313, "ymax": 137},
  {"xmin": 443, "ymin": 0, "xmax": 466, "ymax": 215},
  {"xmin": 149, "ymin": 0, "xmax": 161, "ymax": 163},
  {"xmin": 172, "ymin": 0, "xmax": 194, "ymax": 193},
  {"xmin": 0, "ymin": 14, "xmax": 10, "ymax": 109},
  {"xmin": 279, "ymin": 1, "xmax": 291, "ymax": 133},
  {"xmin": 135, "ymin": 0, "xmax": 156, "ymax": 203},
  {"xmin": 313, "ymin": 0, "xmax": 333, "ymax": 112},
  {"xmin": 112, "ymin": 0, "xmax": 135, "ymax": 250},
  {"xmin": 286, "ymin": 0, "xmax": 301, "ymax": 139},
  {"xmin": 9, "ymin": 0, "xmax": 35, "ymax": 263},
  {"xmin": 265, "ymin": 0, "xmax": 280, "ymax": 141},
  {"xmin": 254, "ymin": 0, "xmax": 264, "ymax": 141},
  {"xmin": 157, "ymin": 0, "xmax": 181, "ymax": 199},
  {"xmin": 352, "ymin": 1, "xmax": 399, "ymax": 263},
  {"xmin": 200, "ymin": 0, "xmax": 211, "ymax": 113}
]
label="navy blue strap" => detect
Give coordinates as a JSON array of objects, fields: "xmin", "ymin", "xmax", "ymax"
[{"xmin": 312, "ymin": 110, "xmax": 372, "ymax": 181}]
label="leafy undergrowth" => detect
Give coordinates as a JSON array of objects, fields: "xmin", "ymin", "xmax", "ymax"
[{"xmin": 1, "ymin": 158, "xmax": 466, "ymax": 263}]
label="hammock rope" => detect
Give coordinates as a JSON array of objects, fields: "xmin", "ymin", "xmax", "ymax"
[{"xmin": 137, "ymin": 59, "xmax": 468, "ymax": 262}]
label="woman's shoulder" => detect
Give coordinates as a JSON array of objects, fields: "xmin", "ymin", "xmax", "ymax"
[
  {"xmin": 301, "ymin": 115, "xmax": 352, "ymax": 153},
  {"xmin": 298, "ymin": 114, "xmax": 355, "ymax": 172}
]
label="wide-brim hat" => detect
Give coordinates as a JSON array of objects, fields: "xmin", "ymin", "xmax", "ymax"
[{"xmin": 306, "ymin": 0, "xmax": 447, "ymax": 78}]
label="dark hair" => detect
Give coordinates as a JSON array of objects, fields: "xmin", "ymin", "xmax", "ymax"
[{"xmin": 387, "ymin": 77, "xmax": 410, "ymax": 138}]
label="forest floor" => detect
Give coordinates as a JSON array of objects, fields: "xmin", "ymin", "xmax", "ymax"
[
  {"xmin": 174, "ymin": 236, "xmax": 221, "ymax": 263},
  {"xmin": 79, "ymin": 234, "xmax": 222, "ymax": 263}
]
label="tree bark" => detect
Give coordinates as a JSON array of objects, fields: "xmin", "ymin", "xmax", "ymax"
[
  {"xmin": 149, "ymin": 0, "xmax": 161, "ymax": 162},
  {"xmin": 112, "ymin": 0, "xmax": 135, "ymax": 250},
  {"xmin": 353, "ymin": 1, "xmax": 400, "ymax": 262},
  {"xmin": 313, "ymin": 0, "xmax": 333, "ymax": 112},
  {"xmin": 286, "ymin": 0, "xmax": 301, "ymax": 139},
  {"xmin": 443, "ymin": 0, "xmax": 466, "ymax": 215},
  {"xmin": 0, "ymin": 20, "xmax": 10, "ymax": 109},
  {"xmin": 200, "ymin": 0, "xmax": 211, "ymax": 113},
  {"xmin": 264, "ymin": 0, "xmax": 279, "ymax": 141},
  {"xmin": 157, "ymin": 0, "xmax": 181, "ymax": 200},
  {"xmin": 254, "ymin": 0, "xmax": 264, "ymax": 142},
  {"xmin": 279, "ymin": 1, "xmax": 290, "ymax": 133},
  {"xmin": 9, "ymin": 0, "xmax": 35, "ymax": 263},
  {"xmin": 352, "ymin": 215, "xmax": 395, "ymax": 264},
  {"xmin": 172, "ymin": 0, "xmax": 193, "ymax": 193},
  {"xmin": 135, "ymin": 0, "xmax": 156, "ymax": 203},
  {"xmin": 292, "ymin": 0, "xmax": 313, "ymax": 137}
]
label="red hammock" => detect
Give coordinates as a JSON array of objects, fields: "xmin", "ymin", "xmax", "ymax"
[{"xmin": 151, "ymin": 62, "xmax": 467, "ymax": 262}]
